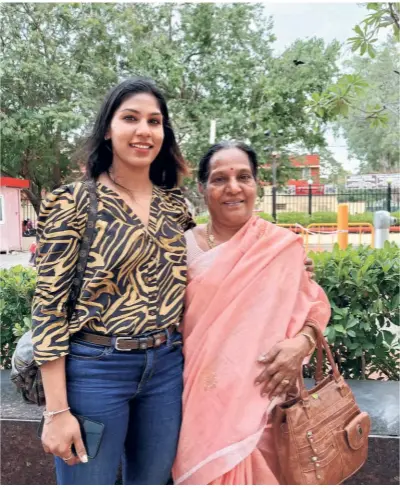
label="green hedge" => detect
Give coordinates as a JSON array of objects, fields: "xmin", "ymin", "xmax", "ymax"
[
  {"xmin": 0, "ymin": 266, "xmax": 36, "ymax": 368},
  {"xmin": 195, "ymin": 211, "xmax": 398, "ymax": 226},
  {"xmin": 1, "ymin": 244, "xmax": 399, "ymax": 379},
  {"xmin": 309, "ymin": 242, "xmax": 399, "ymax": 380},
  {"xmin": 392, "ymin": 210, "xmax": 400, "ymax": 221}
]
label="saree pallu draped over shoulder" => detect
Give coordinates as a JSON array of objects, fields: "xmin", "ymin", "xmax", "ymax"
[{"xmin": 173, "ymin": 217, "xmax": 331, "ymax": 485}]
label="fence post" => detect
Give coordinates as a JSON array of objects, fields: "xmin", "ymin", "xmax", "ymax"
[
  {"xmin": 387, "ymin": 182, "xmax": 392, "ymax": 213},
  {"xmin": 308, "ymin": 180, "xmax": 313, "ymax": 216},
  {"xmin": 272, "ymin": 186, "xmax": 277, "ymax": 222},
  {"xmin": 337, "ymin": 203, "xmax": 349, "ymax": 250}
]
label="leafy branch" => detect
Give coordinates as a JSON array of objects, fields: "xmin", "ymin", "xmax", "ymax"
[{"xmin": 310, "ymin": 3, "xmax": 399, "ymax": 126}]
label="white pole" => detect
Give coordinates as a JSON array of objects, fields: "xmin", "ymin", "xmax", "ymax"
[
  {"xmin": 373, "ymin": 211, "xmax": 396, "ymax": 248},
  {"xmin": 209, "ymin": 120, "xmax": 216, "ymax": 144}
]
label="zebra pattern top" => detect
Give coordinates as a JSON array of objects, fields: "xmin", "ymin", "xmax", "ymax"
[{"xmin": 31, "ymin": 181, "xmax": 195, "ymax": 365}]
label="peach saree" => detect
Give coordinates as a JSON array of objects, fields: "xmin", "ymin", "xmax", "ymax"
[{"xmin": 173, "ymin": 217, "xmax": 331, "ymax": 485}]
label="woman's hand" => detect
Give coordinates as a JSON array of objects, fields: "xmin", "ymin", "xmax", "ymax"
[
  {"xmin": 255, "ymin": 336, "xmax": 311, "ymax": 398},
  {"xmin": 304, "ymin": 257, "xmax": 315, "ymax": 277},
  {"xmin": 41, "ymin": 411, "xmax": 88, "ymax": 466}
]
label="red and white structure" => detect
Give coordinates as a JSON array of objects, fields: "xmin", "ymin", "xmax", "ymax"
[{"xmin": 0, "ymin": 176, "xmax": 30, "ymax": 252}]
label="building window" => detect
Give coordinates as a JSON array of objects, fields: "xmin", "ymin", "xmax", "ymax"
[
  {"xmin": 301, "ymin": 168, "xmax": 311, "ymax": 180},
  {"xmin": 0, "ymin": 195, "xmax": 4, "ymax": 224}
]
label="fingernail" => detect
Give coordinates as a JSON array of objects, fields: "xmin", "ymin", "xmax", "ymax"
[
  {"xmin": 255, "ymin": 380, "xmax": 261, "ymax": 386},
  {"xmin": 81, "ymin": 455, "xmax": 88, "ymax": 463},
  {"xmin": 258, "ymin": 354, "xmax": 267, "ymax": 362},
  {"xmin": 261, "ymin": 392, "xmax": 268, "ymax": 397}
]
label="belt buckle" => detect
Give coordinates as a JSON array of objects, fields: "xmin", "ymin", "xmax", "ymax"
[{"xmin": 115, "ymin": 337, "xmax": 134, "ymax": 351}]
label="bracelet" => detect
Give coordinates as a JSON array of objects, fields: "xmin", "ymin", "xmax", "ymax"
[
  {"xmin": 43, "ymin": 407, "xmax": 71, "ymax": 423},
  {"xmin": 297, "ymin": 332, "xmax": 316, "ymax": 356}
]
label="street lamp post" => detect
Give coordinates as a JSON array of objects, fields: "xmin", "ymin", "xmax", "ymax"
[
  {"xmin": 271, "ymin": 152, "xmax": 279, "ymax": 222},
  {"xmin": 387, "ymin": 178, "xmax": 392, "ymax": 213},
  {"xmin": 308, "ymin": 179, "xmax": 313, "ymax": 217}
]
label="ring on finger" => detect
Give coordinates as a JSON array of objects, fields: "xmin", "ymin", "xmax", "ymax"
[{"xmin": 63, "ymin": 454, "xmax": 74, "ymax": 462}]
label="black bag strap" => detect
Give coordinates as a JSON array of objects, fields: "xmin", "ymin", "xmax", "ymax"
[{"xmin": 66, "ymin": 180, "xmax": 98, "ymax": 321}]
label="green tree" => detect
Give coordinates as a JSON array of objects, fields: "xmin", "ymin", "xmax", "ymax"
[
  {"xmin": 318, "ymin": 148, "xmax": 350, "ymax": 185},
  {"xmin": 1, "ymin": 3, "xmax": 341, "ymax": 210},
  {"xmin": 1, "ymin": 3, "xmax": 125, "ymax": 211},
  {"xmin": 336, "ymin": 39, "xmax": 399, "ymax": 173},
  {"xmin": 347, "ymin": 2, "xmax": 399, "ymax": 57},
  {"xmin": 310, "ymin": 3, "xmax": 399, "ymax": 126}
]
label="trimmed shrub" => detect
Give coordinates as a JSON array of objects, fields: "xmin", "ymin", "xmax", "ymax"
[
  {"xmin": 275, "ymin": 212, "xmax": 310, "ymax": 225},
  {"xmin": 309, "ymin": 242, "xmax": 399, "ymax": 380},
  {"xmin": 257, "ymin": 212, "xmax": 274, "ymax": 222},
  {"xmin": 1, "ymin": 243, "xmax": 399, "ymax": 380},
  {"xmin": 196, "ymin": 211, "xmax": 397, "ymax": 227},
  {"xmin": 348, "ymin": 212, "xmax": 374, "ymax": 224},
  {"xmin": 0, "ymin": 266, "xmax": 36, "ymax": 368},
  {"xmin": 309, "ymin": 212, "xmax": 337, "ymax": 224},
  {"xmin": 195, "ymin": 214, "xmax": 209, "ymax": 224},
  {"xmin": 391, "ymin": 210, "xmax": 400, "ymax": 222}
]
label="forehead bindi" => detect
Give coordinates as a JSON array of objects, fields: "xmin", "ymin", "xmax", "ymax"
[{"xmin": 209, "ymin": 154, "xmax": 253, "ymax": 177}]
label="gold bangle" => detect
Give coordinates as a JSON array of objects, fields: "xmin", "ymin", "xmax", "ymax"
[{"xmin": 298, "ymin": 332, "xmax": 316, "ymax": 356}]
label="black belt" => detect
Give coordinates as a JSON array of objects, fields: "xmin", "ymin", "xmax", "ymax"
[{"xmin": 72, "ymin": 325, "xmax": 177, "ymax": 351}]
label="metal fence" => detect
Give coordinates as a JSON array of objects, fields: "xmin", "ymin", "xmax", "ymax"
[
  {"xmin": 263, "ymin": 184, "xmax": 399, "ymax": 221},
  {"xmin": 19, "ymin": 185, "xmax": 400, "ymax": 230},
  {"xmin": 21, "ymin": 199, "xmax": 38, "ymax": 233}
]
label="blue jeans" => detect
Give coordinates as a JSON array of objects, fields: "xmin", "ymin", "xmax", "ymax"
[{"xmin": 55, "ymin": 329, "xmax": 184, "ymax": 485}]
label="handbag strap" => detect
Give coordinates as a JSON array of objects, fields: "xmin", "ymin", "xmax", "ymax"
[
  {"xmin": 66, "ymin": 180, "xmax": 98, "ymax": 321},
  {"xmin": 315, "ymin": 335, "xmax": 324, "ymax": 383},
  {"xmin": 298, "ymin": 326, "xmax": 342, "ymax": 401}
]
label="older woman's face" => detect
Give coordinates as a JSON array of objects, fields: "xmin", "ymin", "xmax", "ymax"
[{"xmin": 202, "ymin": 148, "xmax": 257, "ymax": 228}]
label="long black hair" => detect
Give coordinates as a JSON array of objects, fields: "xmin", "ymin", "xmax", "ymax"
[
  {"xmin": 198, "ymin": 141, "xmax": 258, "ymax": 184},
  {"xmin": 83, "ymin": 77, "xmax": 188, "ymax": 188}
]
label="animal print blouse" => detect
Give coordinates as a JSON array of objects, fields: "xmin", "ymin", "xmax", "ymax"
[{"xmin": 31, "ymin": 181, "xmax": 195, "ymax": 365}]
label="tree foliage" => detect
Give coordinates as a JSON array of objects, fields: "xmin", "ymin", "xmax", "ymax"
[
  {"xmin": 336, "ymin": 39, "xmax": 399, "ymax": 173},
  {"xmin": 347, "ymin": 2, "xmax": 399, "ymax": 57},
  {"xmin": 1, "ymin": 3, "xmax": 341, "ymax": 208},
  {"xmin": 310, "ymin": 3, "xmax": 399, "ymax": 126}
]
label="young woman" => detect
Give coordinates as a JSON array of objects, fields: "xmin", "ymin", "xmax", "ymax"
[
  {"xmin": 32, "ymin": 78, "xmax": 195, "ymax": 485},
  {"xmin": 173, "ymin": 142, "xmax": 331, "ymax": 485}
]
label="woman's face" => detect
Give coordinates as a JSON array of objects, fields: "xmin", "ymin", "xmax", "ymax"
[
  {"xmin": 106, "ymin": 92, "xmax": 164, "ymax": 172},
  {"xmin": 201, "ymin": 147, "xmax": 257, "ymax": 228}
]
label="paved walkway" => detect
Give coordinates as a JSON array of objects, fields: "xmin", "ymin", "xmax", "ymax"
[
  {"xmin": 305, "ymin": 233, "xmax": 399, "ymax": 252},
  {"xmin": 0, "ymin": 252, "xmax": 32, "ymax": 269}
]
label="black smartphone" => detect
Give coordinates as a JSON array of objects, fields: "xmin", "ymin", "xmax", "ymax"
[{"xmin": 37, "ymin": 414, "xmax": 105, "ymax": 459}]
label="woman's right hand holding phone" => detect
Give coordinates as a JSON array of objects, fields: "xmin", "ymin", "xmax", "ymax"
[{"xmin": 41, "ymin": 410, "xmax": 88, "ymax": 466}]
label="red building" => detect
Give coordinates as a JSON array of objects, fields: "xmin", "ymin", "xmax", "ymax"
[
  {"xmin": 286, "ymin": 154, "xmax": 320, "ymax": 186},
  {"xmin": 264, "ymin": 154, "xmax": 323, "ymax": 194}
]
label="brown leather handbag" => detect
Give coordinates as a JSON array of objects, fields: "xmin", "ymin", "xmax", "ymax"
[{"xmin": 271, "ymin": 328, "xmax": 370, "ymax": 485}]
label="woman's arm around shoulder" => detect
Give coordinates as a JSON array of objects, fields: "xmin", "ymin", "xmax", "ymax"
[{"xmin": 164, "ymin": 187, "xmax": 196, "ymax": 231}]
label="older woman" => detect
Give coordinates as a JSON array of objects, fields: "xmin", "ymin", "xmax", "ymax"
[{"xmin": 173, "ymin": 141, "xmax": 331, "ymax": 485}]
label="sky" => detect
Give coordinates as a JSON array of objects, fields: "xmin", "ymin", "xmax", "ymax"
[{"xmin": 264, "ymin": 2, "xmax": 370, "ymax": 174}]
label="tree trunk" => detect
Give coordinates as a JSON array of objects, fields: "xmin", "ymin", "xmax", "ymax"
[
  {"xmin": 19, "ymin": 148, "xmax": 41, "ymax": 214},
  {"xmin": 22, "ymin": 188, "xmax": 41, "ymax": 215},
  {"xmin": 52, "ymin": 132, "xmax": 62, "ymax": 190}
]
